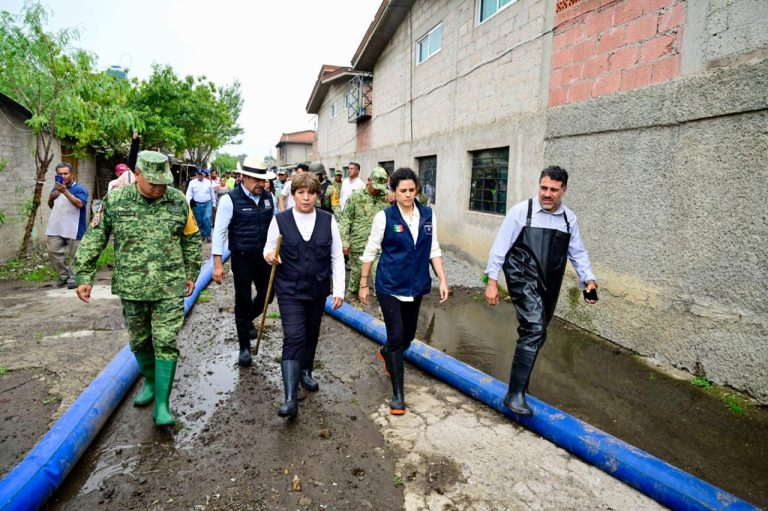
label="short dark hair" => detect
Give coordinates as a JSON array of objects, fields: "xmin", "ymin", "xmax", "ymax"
[
  {"xmin": 55, "ymin": 162, "xmax": 72, "ymax": 173},
  {"xmin": 389, "ymin": 167, "xmax": 419, "ymax": 192},
  {"xmin": 540, "ymin": 166, "xmax": 568, "ymax": 187},
  {"xmin": 349, "ymin": 162, "xmax": 360, "ymax": 171},
  {"xmin": 296, "ymin": 163, "xmax": 309, "ymax": 172},
  {"xmin": 290, "ymin": 172, "xmax": 320, "ymax": 195}
]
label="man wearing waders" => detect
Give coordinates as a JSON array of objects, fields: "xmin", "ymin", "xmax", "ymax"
[{"xmin": 485, "ymin": 166, "xmax": 598, "ymax": 417}]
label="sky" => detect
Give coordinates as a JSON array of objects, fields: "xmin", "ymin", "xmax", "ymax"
[{"xmin": 2, "ymin": 0, "xmax": 382, "ymax": 160}]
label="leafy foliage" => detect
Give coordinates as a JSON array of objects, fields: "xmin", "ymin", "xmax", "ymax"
[{"xmin": 211, "ymin": 152, "xmax": 239, "ymax": 172}]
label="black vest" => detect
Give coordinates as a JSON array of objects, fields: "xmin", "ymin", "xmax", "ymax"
[
  {"xmin": 275, "ymin": 209, "xmax": 333, "ymax": 300},
  {"xmin": 227, "ymin": 186, "xmax": 275, "ymax": 253}
]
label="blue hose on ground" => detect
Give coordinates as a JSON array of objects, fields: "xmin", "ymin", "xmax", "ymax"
[
  {"xmin": 0, "ymin": 249, "xmax": 230, "ymax": 511},
  {"xmin": 325, "ymin": 299, "xmax": 759, "ymax": 511}
]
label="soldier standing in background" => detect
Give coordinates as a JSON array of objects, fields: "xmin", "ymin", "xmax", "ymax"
[
  {"xmin": 328, "ymin": 169, "xmax": 343, "ymax": 218},
  {"xmin": 74, "ymin": 151, "xmax": 202, "ymax": 428},
  {"xmin": 339, "ymin": 167, "xmax": 390, "ymax": 296}
]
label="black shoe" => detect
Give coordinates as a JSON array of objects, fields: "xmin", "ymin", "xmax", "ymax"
[
  {"xmin": 56, "ymin": 279, "xmax": 68, "ymax": 288},
  {"xmin": 248, "ymin": 322, "xmax": 257, "ymax": 340},
  {"xmin": 299, "ymin": 369, "xmax": 319, "ymax": 392},
  {"xmin": 278, "ymin": 360, "xmax": 300, "ymax": 418},
  {"xmin": 503, "ymin": 346, "xmax": 538, "ymax": 417},
  {"xmin": 238, "ymin": 339, "xmax": 252, "ymax": 366},
  {"xmin": 67, "ymin": 281, "xmax": 77, "ymax": 289}
]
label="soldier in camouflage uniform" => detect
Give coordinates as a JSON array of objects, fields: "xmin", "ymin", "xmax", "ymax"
[
  {"xmin": 328, "ymin": 169, "xmax": 343, "ymax": 218},
  {"xmin": 339, "ymin": 167, "xmax": 390, "ymax": 295},
  {"xmin": 74, "ymin": 151, "xmax": 202, "ymax": 428}
]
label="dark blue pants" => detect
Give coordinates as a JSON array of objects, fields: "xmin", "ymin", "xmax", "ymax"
[
  {"xmin": 378, "ymin": 293, "xmax": 422, "ymax": 351},
  {"xmin": 231, "ymin": 251, "xmax": 272, "ymax": 342},
  {"xmin": 277, "ymin": 295, "xmax": 325, "ymax": 368},
  {"xmin": 192, "ymin": 201, "xmax": 212, "ymax": 239}
]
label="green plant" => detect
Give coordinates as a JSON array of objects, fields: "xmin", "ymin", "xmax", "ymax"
[
  {"xmin": 392, "ymin": 475, "xmax": 404, "ymax": 487},
  {"xmin": 690, "ymin": 376, "xmax": 713, "ymax": 389},
  {"xmin": 312, "ymin": 359, "xmax": 324, "ymax": 370},
  {"xmin": 196, "ymin": 289, "xmax": 211, "ymax": 303},
  {"xmin": 43, "ymin": 396, "xmax": 61, "ymax": 405},
  {"xmin": 722, "ymin": 394, "xmax": 745, "ymax": 415},
  {"xmin": 23, "ymin": 265, "xmax": 58, "ymax": 282},
  {"xmin": 0, "ymin": 366, "xmax": 8, "ymax": 376},
  {"xmin": 267, "ymin": 311, "xmax": 281, "ymax": 320},
  {"xmin": 648, "ymin": 373, "xmax": 657, "ymax": 381},
  {"xmin": 0, "ymin": 156, "xmax": 8, "ymax": 173}
]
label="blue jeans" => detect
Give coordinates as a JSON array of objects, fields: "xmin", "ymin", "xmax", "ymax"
[{"xmin": 192, "ymin": 201, "xmax": 212, "ymax": 239}]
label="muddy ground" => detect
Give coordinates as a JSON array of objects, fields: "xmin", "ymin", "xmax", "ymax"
[{"xmin": 1, "ymin": 260, "xmax": 663, "ymax": 510}]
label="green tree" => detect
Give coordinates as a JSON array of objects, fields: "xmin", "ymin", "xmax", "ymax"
[
  {"xmin": 0, "ymin": 3, "xmax": 99, "ymax": 256},
  {"xmin": 211, "ymin": 152, "xmax": 238, "ymax": 173}
]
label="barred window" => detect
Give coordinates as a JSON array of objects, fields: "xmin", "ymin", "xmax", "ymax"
[
  {"xmin": 470, "ymin": 148, "xmax": 508, "ymax": 214},
  {"xmin": 378, "ymin": 160, "xmax": 395, "ymax": 176}
]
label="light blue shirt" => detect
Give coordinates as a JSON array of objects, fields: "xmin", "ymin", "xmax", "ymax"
[
  {"xmin": 485, "ymin": 198, "xmax": 596, "ymax": 287},
  {"xmin": 212, "ymin": 185, "xmax": 276, "ymax": 256},
  {"xmin": 186, "ymin": 178, "xmax": 216, "ymax": 207}
]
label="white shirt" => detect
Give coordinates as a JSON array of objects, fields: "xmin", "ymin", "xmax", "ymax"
[
  {"xmin": 45, "ymin": 190, "xmax": 80, "ymax": 239},
  {"xmin": 340, "ymin": 177, "xmax": 365, "ymax": 211},
  {"xmin": 485, "ymin": 197, "xmax": 596, "ymax": 287},
  {"xmin": 264, "ymin": 209, "xmax": 345, "ymax": 298},
  {"xmin": 280, "ymin": 179, "xmax": 294, "ymax": 210},
  {"xmin": 107, "ymin": 170, "xmax": 134, "ymax": 194},
  {"xmin": 361, "ymin": 205, "xmax": 443, "ymax": 301},
  {"xmin": 186, "ymin": 178, "xmax": 216, "ymax": 207},
  {"xmin": 212, "ymin": 184, "xmax": 276, "ymax": 256}
]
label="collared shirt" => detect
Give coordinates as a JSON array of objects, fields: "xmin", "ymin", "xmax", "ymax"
[
  {"xmin": 212, "ymin": 184, "xmax": 272, "ymax": 256},
  {"xmin": 186, "ymin": 178, "xmax": 216, "ymax": 207},
  {"xmin": 340, "ymin": 177, "xmax": 365, "ymax": 211},
  {"xmin": 264, "ymin": 209, "xmax": 345, "ymax": 299},
  {"xmin": 361, "ymin": 204, "xmax": 442, "ymax": 301},
  {"xmin": 485, "ymin": 197, "xmax": 596, "ymax": 286},
  {"xmin": 280, "ymin": 179, "xmax": 294, "ymax": 210}
]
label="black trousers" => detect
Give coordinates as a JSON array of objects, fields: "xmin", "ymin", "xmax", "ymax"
[
  {"xmin": 378, "ymin": 293, "xmax": 423, "ymax": 351},
  {"xmin": 277, "ymin": 295, "xmax": 325, "ymax": 368},
  {"xmin": 231, "ymin": 251, "xmax": 272, "ymax": 341}
]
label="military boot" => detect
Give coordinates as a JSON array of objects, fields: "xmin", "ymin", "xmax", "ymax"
[
  {"xmin": 278, "ymin": 360, "xmax": 301, "ymax": 419},
  {"xmin": 503, "ymin": 346, "xmax": 538, "ymax": 417},
  {"xmin": 236, "ymin": 323, "xmax": 253, "ymax": 366},
  {"xmin": 153, "ymin": 359, "xmax": 177, "ymax": 427},
  {"xmin": 133, "ymin": 351, "xmax": 155, "ymax": 406}
]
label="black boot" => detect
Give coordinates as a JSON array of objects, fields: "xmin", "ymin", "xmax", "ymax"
[
  {"xmin": 248, "ymin": 322, "xmax": 257, "ymax": 340},
  {"xmin": 379, "ymin": 347, "xmax": 406, "ymax": 415},
  {"xmin": 238, "ymin": 338, "xmax": 252, "ymax": 366},
  {"xmin": 299, "ymin": 369, "xmax": 319, "ymax": 392},
  {"xmin": 278, "ymin": 360, "xmax": 300, "ymax": 418},
  {"xmin": 503, "ymin": 346, "xmax": 539, "ymax": 417}
]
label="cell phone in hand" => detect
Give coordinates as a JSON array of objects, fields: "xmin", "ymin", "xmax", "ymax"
[
  {"xmin": 55, "ymin": 175, "xmax": 64, "ymax": 185},
  {"xmin": 583, "ymin": 288, "xmax": 599, "ymax": 302}
]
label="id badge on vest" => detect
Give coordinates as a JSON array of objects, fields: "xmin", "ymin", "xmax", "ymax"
[{"xmin": 423, "ymin": 222, "xmax": 433, "ymax": 236}]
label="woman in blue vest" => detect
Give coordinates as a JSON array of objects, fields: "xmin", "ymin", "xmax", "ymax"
[
  {"xmin": 359, "ymin": 167, "xmax": 449, "ymax": 415},
  {"xmin": 264, "ymin": 173, "xmax": 345, "ymax": 419}
]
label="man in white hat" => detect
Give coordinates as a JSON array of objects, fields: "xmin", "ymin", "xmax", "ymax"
[{"xmin": 212, "ymin": 156, "xmax": 277, "ymax": 366}]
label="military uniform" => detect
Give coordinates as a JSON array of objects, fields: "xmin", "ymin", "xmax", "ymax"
[
  {"xmin": 75, "ymin": 151, "xmax": 202, "ymax": 427},
  {"xmin": 329, "ymin": 178, "xmax": 342, "ymax": 218},
  {"xmin": 338, "ymin": 167, "xmax": 390, "ymax": 294}
]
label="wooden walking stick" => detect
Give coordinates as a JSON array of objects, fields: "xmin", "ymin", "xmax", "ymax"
[{"xmin": 254, "ymin": 235, "xmax": 282, "ymax": 356}]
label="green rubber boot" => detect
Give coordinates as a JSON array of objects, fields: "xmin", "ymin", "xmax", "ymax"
[
  {"xmin": 153, "ymin": 359, "xmax": 177, "ymax": 427},
  {"xmin": 133, "ymin": 351, "xmax": 155, "ymax": 406}
]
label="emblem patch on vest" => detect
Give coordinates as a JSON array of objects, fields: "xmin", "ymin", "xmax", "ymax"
[
  {"xmin": 423, "ymin": 223, "xmax": 432, "ymax": 235},
  {"xmin": 393, "ymin": 224, "xmax": 405, "ymax": 233},
  {"xmin": 265, "ymin": 200, "xmax": 272, "ymax": 209}
]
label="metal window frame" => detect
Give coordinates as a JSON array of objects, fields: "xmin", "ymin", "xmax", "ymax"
[
  {"xmin": 416, "ymin": 22, "xmax": 444, "ymax": 65},
  {"xmin": 469, "ymin": 148, "xmax": 509, "ymax": 215},
  {"xmin": 476, "ymin": 0, "xmax": 517, "ymax": 25}
]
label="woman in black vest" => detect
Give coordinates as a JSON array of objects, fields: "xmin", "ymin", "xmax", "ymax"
[
  {"xmin": 359, "ymin": 168, "xmax": 449, "ymax": 415},
  {"xmin": 264, "ymin": 173, "xmax": 345, "ymax": 419}
]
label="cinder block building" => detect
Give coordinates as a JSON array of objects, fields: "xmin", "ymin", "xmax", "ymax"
[
  {"xmin": 0, "ymin": 92, "xmax": 97, "ymax": 262},
  {"xmin": 307, "ymin": 0, "xmax": 768, "ymax": 403},
  {"xmin": 275, "ymin": 130, "xmax": 316, "ymax": 167}
]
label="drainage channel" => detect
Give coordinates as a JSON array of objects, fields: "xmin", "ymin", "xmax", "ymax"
[{"xmin": 415, "ymin": 287, "xmax": 768, "ymax": 508}]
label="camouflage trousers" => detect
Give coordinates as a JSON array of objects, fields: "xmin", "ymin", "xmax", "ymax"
[
  {"xmin": 122, "ymin": 297, "xmax": 185, "ymax": 361},
  {"xmin": 348, "ymin": 249, "xmax": 378, "ymax": 294}
]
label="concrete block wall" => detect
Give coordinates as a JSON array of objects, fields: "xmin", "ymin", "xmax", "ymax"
[
  {"xmin": 316, "ymin": 82, "xmax": 358, "ymax": 159},
  {"xmin": 0, "ymin": 104, "xmax": 97, "ymax": 261},
  {"xmin": 550, "ymin": 0, "xmax": 685, "ymax": 106}
]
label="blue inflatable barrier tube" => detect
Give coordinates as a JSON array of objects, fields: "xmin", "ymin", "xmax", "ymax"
[
  {"xmin": 324, "ymin": 300, "xmax": 759, "ymax": 511},
  {"xmin": 0, "ymin": 250, "xmax": 229, "ymax": 511}
]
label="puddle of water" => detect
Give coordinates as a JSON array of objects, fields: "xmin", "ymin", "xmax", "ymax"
[
  {"xmin": 173, "ymin": 354, "xmax": 239, "ymax": 447},
  {"xmin": 78, "ymin": 444, "xmax": 140, "ymax": 495},
  {"xmin": 417, "ymin": 288, "xmax": 768, "ymax": 508}
]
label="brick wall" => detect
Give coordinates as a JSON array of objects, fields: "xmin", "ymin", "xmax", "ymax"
[{"xmin": 550, "ymin": 0, "xmax": 685, "ymax": 106}]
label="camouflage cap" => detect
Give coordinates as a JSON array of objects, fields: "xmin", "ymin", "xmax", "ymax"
[
  {"xmin": 370, "ymin": 166, "xmax": 388, "ymax": 192},
  {"xmin": 136, "ymin": 151, "xmax": 173, "ymax": 185}
]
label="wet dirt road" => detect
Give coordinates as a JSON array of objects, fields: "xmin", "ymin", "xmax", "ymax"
[{"xmin": 42, "ymin": 274, "xmax": 661, "ymax": 510}]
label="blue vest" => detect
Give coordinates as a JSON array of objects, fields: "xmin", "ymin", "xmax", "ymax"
[
  {"xmin": 228, "ymin": 186, "xmax": 274, "ymax": 253},
  {"xmin": 375, "ymin": 202, "xmax": 432, "ymax": 297},
  {"xmin": 274, "ymin": 209, "xmax": 333, "ymax": 300}
]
